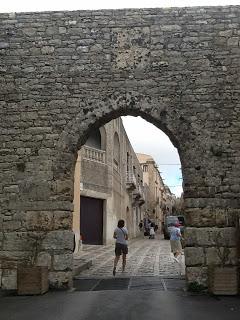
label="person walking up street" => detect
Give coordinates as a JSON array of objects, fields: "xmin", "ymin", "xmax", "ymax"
[
  {"xmin": 149, "ymin": 225, "xmax": 155, "ymax": 239},
  {"xmin": 169, "ymin": 222, "xmax": 183, "ymax": 263},
  {"xmin": 113, "ymin": 219, "xmax": 128, "ymax": 276},
  {"xmin": 138, "ymin": 220, "xmax": 144, "ymax": 238}
]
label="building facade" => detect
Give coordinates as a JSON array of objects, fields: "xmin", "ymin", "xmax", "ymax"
[
  {"xmin": 73, "ymin": 118, "xmax": 145, "ymax": 248},
  {"xmin": 137, "ymin": 153, "xmax": 176, "ymax": 231}
]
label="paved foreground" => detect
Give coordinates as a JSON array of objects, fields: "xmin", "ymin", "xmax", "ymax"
[
  {"xmin": 75, "ymin": 236, "xmax": 185, "ymax": 278},
  {"xmin": 1, "ymin": 236, "xmax": 239, "ymax": 320},
  {"xmin": 1, "ymin": 290, "xmax": 240, "ymax": 320}
]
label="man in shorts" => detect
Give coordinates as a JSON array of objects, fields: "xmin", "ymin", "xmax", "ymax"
[{"xmin": 113, "ymin": 219, "xmax": 128, "ymax": 276}]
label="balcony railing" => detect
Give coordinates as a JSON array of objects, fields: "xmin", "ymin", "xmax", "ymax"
[
  {"xmin": 83, "ymin": 146, "xmax": 106, "ymax": 163},
  {"xmin": 126, "ymin": 171, "xmax": 137, "ymax": 191},
  {"xmin": 132, "ymin": 184, "xmax": 145, "ymax": 206}
]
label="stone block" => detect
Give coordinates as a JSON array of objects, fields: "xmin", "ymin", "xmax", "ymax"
[
  {"xmin": 22, "ymin": 28, "xmax": 36, "ymax": 36},
  {"xmin": 1, "ymin": 269, "xmax": 17, "ymax": 290},
  {"xmin": 23, "ymin": 211, "xmax": 53, "ymax": 231},
  {"xmin": 184, "ymin": 247, "xmax": 205, "ymax": 266},
  {"xmin": 53, "ymin": 211, "xmax": 72, "ymax": 230},
  {"xmin": 3, "ymin": 232, "xmax": 37, "ymax": 251},
  {"xmin": 41, "ymin": 46, "xmax": 55, "ymax": 54},
  {"xmin": 186, "ymin": 266, "xmax": 208, "ymax": 286},
  {"xmin": 0, "ymin": 42, "xmax": 9, "ymax": 49},
  {"xmin": 185, "ymin": 208, "xmax": 216, "ymax": 227},
  {"xmin": 4, "ymin": 185, "xmax": 19, "ymax": 193},
  {"xmin": 185, "ymin": 227, "xmax": 237, "ymax": 247},
  {"xmin": 53, "ymin": 253, "xmax": 73, "ymax": 271},
  {"xmin": 53, "ymin": 179, "xmax": 73, "ymax": 195},
  {"xmin": 59, "ymin": 27, "xmax": 66, "ymax": 34},
  {"xmin": 36, "ymin": 252, "xmax": 52, "ymax": 268},
  {"xmin": 42, "ymin": 230, "xmax": 74, "ymax": 250},
  {"xmin": 227, "ymin": 37, "xmax": 239, "ymax": 47},
  {"xmin": 48, "ymin": 271, "xmax": 72, "ymax": 289},
  {"xmin": 19, "ymin": 179, "xmax": 51, "ymax": 201},
  {"xmin": 3, "ymin": 220, "xmax": 22, "ymax": 231},
  {"xmin": 206, "ymin": 247, "xmax": 237, "ymax": 266},
  {"xmin": 0, "ymin": 250, "xmax": 30, "ymax": 264},
  {"xmin": 185, "ymin": 208, "xmax": 238, "ymax": 227},
  {"xmin": 9, "ymin": 201, "xmax": 73, "ymax": 211}
]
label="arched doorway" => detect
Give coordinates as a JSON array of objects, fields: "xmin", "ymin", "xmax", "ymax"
[
  {"xmin": 53, "ymin": 92, "xmax": 238, "ymax": 289},
  {"xmin": 1, "ymin": 7, "xmax": 239, "ymax": 290}
]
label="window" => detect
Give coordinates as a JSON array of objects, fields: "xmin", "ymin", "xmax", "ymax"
[
  {"xmin": 85, "ymin": 129, "xmax": 101, "ymax": 149},
  {"xmin": 113, "ymin": 132, "xmax": 120, "ymax": 168},
  {"xmin": 143, "ymin": 165, "xmax": 148, "ymax": 172}
]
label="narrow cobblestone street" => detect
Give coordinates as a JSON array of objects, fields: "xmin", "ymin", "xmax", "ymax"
[{"xmin": 74, "ymin": 235, "xmax": 185, "ymax": 279}]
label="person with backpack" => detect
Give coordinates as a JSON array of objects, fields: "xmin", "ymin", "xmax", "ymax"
[{"xmin": 113, "ymin": 219, "xmax": 128, "ymax": 276}]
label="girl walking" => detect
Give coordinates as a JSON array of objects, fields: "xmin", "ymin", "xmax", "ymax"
[
  {"xmin": 113, "ymin": 219, "xmax": 128, "ymax": 276},
  {"xmin": 170, "ymin": 222, "xmax": 183, "ymax": 263}
]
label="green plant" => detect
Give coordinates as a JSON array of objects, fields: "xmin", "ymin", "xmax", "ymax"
[{"xmin": 188, "ymin": 281, "xmax": 206, "ymax": 293}]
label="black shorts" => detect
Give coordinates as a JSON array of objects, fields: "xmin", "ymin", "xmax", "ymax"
[{"xmin": 115, "ymin": 243, "xmax": 128, "ymax": 256}]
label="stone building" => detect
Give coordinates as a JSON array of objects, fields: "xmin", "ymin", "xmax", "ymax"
[
  {"xmin": 73, "ymin": 118, "xmax": 145, "ymax": 249},
  {"xmin": 164, "ymin": 185, "xmax": 177, "ymax": 215},
  {"xmin": 137, "ymin": 153, "xmax": 172, "ymax": 230}
]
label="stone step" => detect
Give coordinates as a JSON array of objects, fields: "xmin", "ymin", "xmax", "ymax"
[{"xmin": 73, "ymin": 259, "xmax": 93, "ymax": 277}]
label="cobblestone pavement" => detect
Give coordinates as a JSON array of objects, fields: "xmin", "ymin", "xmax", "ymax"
[{"xmin": 74, "ymin": 235, "xmax": 185, "ymax": 278}]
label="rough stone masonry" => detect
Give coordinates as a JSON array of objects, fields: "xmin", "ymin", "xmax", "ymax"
[{"xmin": 0, "ymin": 6, "xmax": 240, "ymax": 289}]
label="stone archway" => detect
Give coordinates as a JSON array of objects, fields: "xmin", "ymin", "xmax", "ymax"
[
  {"xmin": 1, "ymin": 6, "xmax": 240, "ymax": 290},
  {"xmin": 54, "ymin": 91, "xmax": 238, "ymax": 288}
]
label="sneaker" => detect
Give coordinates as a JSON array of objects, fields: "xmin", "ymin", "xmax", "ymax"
[{"xmin": 113, "ymin": 267, "xmax": 116, "ymax": 276}]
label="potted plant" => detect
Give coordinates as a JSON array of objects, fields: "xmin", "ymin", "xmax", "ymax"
[
  {"xmin": 17, "ymin": 232, "xmax": 49, "ymax": 295},
  {"xmin": 208, "ymin": 231, "xmax": 238, "ymax": 295}
]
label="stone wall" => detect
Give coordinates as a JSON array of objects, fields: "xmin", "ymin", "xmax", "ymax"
[{"xmin": 0, "ymin": 6, "xmax": 240, "ymax": 289}]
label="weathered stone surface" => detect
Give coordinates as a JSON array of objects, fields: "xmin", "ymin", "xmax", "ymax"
[
  {"xmin": 185, "ymin": 227, "xmax": 237, "ymax": 247},
  {"xmin": 36, "ymin": 252, "xmax": 52, "ymax": 268},
  {"xmin": 1, "ymin": 6, "xmax": 240, "ymax": 289},
  {"xmin": 206, "ymin": 247, "xmax": 238, "ymax": 266},
  {"xmin": 185, "ymin": 208, "xmax": 238, "ymax": 227},
  {"xmin": 53, "ymin": 253, "xmax": 73, "ymax": 271},
  {"xmin": 186, "ymin": 267, "xmax": 208, "ymax": 286},
  {"xmin": 41, "ymin": 230, "xmax": 74, "ymax": 250},
  {"xmin": 23, "ymin": 211, "xmax": 53, "ymax": 231},
  {"xmin": 3, "ymin": 232, "xmax": 39, "ymax": 251},
  {"xmin": 53, "ymin": 211, "xmax": 72, "ymax": 230},
  {"xmin": 48, "ymin": 271, "xmax": 72, "ymax": 289},
  {"xmin": 1, "ymin": 269, "xmax": 17, "ymax": 290},
  {"xmin": 184, "ymin": 247, "xmax": 205, "ymax": 266}
]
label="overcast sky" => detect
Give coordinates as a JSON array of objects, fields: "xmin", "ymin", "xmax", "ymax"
[
  {"xmin": 0, "ymin": 0, "xmax": 239, "ymax": 12},
  {"xmin": 122, "ymin": 117, "xmax": 182, "ymax": 197},
  {"xmin": 1, "ymin": 0, "xmax": 237, "ymax": 196}
]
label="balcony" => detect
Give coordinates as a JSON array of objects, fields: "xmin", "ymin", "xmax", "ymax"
[
  {"xmin": 126, "ymin": 171, "xmax": 137, "ymax": 191},
  {"xmin": 132, "ymin": 185, "xmax": 145, "ymax": 206},
  {"xmin": 82, "ymin": 146, "xmax": 106, "ymax": 163}
]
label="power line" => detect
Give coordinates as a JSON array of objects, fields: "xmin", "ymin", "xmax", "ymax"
[
  {"xmin": 158, "ymin": 164, "xmax": 181, "ymax": 166},
  {"xmin": 168, "ymin": 185, "xmax": 182, "ymax": 187}
]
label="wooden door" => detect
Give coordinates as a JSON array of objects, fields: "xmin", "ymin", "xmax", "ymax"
[{"xmin": 80, "ymin": 196, "xmax": 103, "ymax": 245}]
